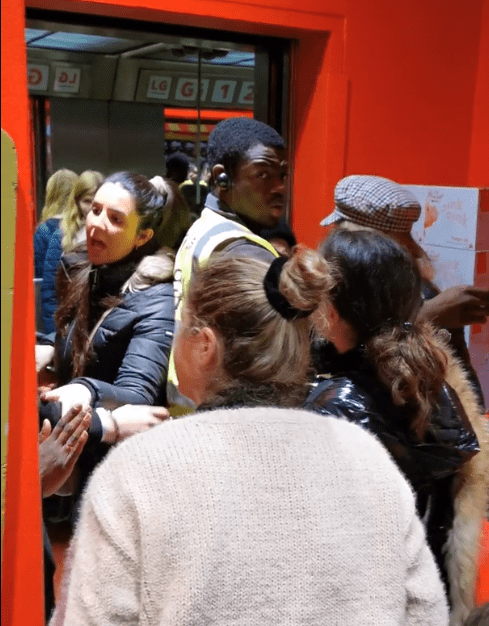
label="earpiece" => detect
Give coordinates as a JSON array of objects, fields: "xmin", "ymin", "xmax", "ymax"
[{"xmin": 216, "ymin": 172, "xmax": 230, "ymax": 190}]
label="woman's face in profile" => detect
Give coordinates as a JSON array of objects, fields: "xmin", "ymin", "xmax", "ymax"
[
  {"xmin": 85, "ymin": 182, "xmax": 150, "ymax": 266},
  {"xmin": 77, "ymin": 191, "xmax": 95, "ymax": 219},
  {"xmin": 174, "ymin": 311, "xmax": 201, "ymax": 405}
]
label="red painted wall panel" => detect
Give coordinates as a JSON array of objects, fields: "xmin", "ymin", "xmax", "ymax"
[
  {"xmin": 1, "ymin": 0, "xmax": 43, "ymax": 623},
  {"xmin": 469, "ymin": 0, "xmax": 489, "ymax": 186},
  {"xmin": 342, "ymin": 0, "xmax": 482, "ymax": 189}
]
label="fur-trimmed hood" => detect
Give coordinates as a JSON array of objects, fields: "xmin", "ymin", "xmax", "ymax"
[
  {"xmin": 444, "ymin": 351, "xmax": 489, "ymax": 626},
  {"xmin": 121, "ymin": 247, "xmax": 174, "ymax": 294}
]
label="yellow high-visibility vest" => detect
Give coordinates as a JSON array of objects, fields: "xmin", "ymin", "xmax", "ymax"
[{"xmin": 168, "ymin": 207, "xmax": 278, "ymax": 415}]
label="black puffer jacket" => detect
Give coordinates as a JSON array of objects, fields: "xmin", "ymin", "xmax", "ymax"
[
  {"xmin": 55, "ymin": 250, "xmax": 174, "ymax": 409},
  {"xmin": 304, "ymin": 344, "xmax": 479, "ymax": 591},
  {"xmin": 41, "ymin": 248, "xmax": 175, "ymax": 525}
]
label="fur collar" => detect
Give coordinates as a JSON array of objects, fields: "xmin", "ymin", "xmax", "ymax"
[
  {"xmin": 121, "ymin": 248, "xmax": 174, "ymax": 294},
  {"xmin": 444, "ymin": 351, "xmax": 489, "ymax": 625},
  {"xmin": 89, "ymin": 247, "xmax": 174, "ymax": 299}
]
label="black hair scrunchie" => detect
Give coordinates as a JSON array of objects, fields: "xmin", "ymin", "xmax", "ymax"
[{"xmin": 263, "ymin": 256, "xmax": 315, "ymax": 321}]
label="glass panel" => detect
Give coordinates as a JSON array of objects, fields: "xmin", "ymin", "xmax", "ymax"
[{"xmin": 25, "ymin": 28, "xmax": 51, "ymax": 43}]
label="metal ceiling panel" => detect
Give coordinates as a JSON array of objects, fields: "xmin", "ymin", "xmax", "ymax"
[
  {"xmin": 25, "ymin": 28, "xmax": 51, "ymax": 43},
  {"xmin": 27, "ymin": 32, "xmax": 143, "ymax": 54}
]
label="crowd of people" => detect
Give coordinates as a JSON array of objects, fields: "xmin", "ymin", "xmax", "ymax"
[{"xmin": 34, "ymin": 117, "xmax": 489, "ymax": 625}]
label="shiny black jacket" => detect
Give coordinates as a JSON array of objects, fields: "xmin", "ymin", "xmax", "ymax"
[{"xmin": 304, "ymin": 344, "xmax": 479, "ymax": 587}]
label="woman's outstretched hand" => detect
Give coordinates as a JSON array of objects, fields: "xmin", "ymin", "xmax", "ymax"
[
  {"xmin": 39, "ymin": 404, "xmax": 92, "ymax": 497},
  {"xmin": 41, "ymin": 383, "xmax": 93, "ymax": 416}
]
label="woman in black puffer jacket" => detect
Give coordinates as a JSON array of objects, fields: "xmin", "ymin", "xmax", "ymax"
[
  {"xmin": 39, "ymin": 172, "xmax": 176, "ymax": 502},
  {"xmin": 304, "ymin": 229, "xmax": 489, "ymax": 626}
]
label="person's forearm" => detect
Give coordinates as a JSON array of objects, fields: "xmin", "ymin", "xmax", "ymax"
[{"xmin": 417, "ymin": 299, "xmax": 443, "ymax": 326}]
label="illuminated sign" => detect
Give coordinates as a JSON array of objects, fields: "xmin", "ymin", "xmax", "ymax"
[
  {"xmin": 53, "ymin": 67, "xmax": 81, "ymax": 93},
  {"xmin": 27, "ymin": 64, "xmax": 49, "ymax": 91}
]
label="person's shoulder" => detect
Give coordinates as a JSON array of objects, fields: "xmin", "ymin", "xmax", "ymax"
[
  {"xmin": 93, "ymin": 407, "xmax": 410, "ymax": 497},
  {"xmin": 122, "ymin": 281, "xmax": 174, "ymax": 311},
  {"xmin": 306, "ymin": 375, "xmax": 375, "ymax": 410},
  {"xmin": 221, "ymin": 238, "xmax": 275, "ymax": 263},
  {"xmin": 35, "ymin": 219, "xmax": 55, "ymax": 236},
  {"xmin": 184, "ymin": 406, "xmax": 393, "ymax": 453}
]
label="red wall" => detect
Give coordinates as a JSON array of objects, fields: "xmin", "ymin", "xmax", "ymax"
[
  {"xmin": 1, "ymin": 0, "xmax": 43, "ymax": 624},
  {"xmin": 1, "ymin": 0, "xmax": 488, "ymax": 622},
  {"xmin": 342, "ymin": 0, "xmax": 484, "ymax": 186},
  {"xmin": 469, "ymin": 0, "xmax": 489, "ymax": 186}
]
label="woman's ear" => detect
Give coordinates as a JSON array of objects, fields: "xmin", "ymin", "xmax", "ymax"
[
  {"xmin": 196, "ymin": 326, "xmax": 221, "ymax": 372},
  {"xmin": 135, "ymin": 228, "xmax": 154, "ymax": 248}
]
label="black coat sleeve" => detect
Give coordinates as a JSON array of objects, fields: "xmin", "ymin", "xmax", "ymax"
[{"xmin": 71, "ymin": 284, "xmax": 175, "ymax": 408}]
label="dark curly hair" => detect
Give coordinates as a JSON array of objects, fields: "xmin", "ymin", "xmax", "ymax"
[
  {"xmin": 207, "ymin": 117, "xmax": 285, "ymax": 181},
  {"xmin": 165, "ymin": 152, "xmax": 190, "ymax": 184}
]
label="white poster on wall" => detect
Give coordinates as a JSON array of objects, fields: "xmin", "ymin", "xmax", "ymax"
[{"xmin": 405, "ymin": 185, "xmax": 481, "ymax": 250}]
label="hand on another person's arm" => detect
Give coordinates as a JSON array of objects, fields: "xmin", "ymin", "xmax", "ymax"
[
  {"xmin": 36, "ymin": 344, "xmax": 55, "ymax": 372},
  {"xmin": 97, "ymin": 405, "xmax": 170, "ymax": 445},
  {"xmin": 39, "ymin": 404, "xmax": 91, "ymax": 497},
  {"xmin": 418, "ymin": 286, "xmax": 489, "ymax": 329},
  {"xmin": 42, "ymin": 383, "xmax": 93, "ymax": 416}
]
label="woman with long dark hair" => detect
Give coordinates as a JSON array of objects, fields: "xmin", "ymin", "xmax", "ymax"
[
  {"xmin": 304, "ymin": 228, "xmax": 488, "ymax": 626},
  {"xmin": 39, "ymin": 172, "xmax": 175, "ymax": 498}
]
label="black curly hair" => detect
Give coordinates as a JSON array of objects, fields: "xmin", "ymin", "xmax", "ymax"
[{"xmin": 207, "ymin": 117, "xmax": 285, "ymax": 181}]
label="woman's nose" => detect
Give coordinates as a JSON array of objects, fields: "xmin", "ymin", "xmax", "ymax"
[{"xmin": 89, "ymin": 210, "xmax": 106, "ymax": 231}]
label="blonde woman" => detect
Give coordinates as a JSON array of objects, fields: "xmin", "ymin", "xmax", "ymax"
[
  {"xmin": 40, "ymin": 170, "xmax": 104, "ymax": 333},
  {"xmin": 60, "ymin": 170, "xmax": 104, "ymax": 252},
  {"xmin": 34, "ymin": 169, "xmax": 78, "ymax": 278}
]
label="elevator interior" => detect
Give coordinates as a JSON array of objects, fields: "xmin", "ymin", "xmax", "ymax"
[{"xmin": 26, "ymin": 9, "xmax": 290, "ymax": 219}]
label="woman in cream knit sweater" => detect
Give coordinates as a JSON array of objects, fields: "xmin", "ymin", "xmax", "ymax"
[{"xmin": 52, "ymin": 251, "xmax": 448, "ymax": 625}]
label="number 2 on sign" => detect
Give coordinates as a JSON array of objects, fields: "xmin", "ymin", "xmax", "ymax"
[{"xmin": 238, "ymin": 81, "xmax": 254, "ymax": 105}]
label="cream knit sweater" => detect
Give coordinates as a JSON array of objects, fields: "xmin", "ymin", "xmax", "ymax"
[{"xmin": 51, "ymin": 407, "xmax": 448, "ymax": 625}]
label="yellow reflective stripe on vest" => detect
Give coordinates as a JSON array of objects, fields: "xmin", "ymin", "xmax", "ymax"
[{"xmin": 168, "ymin": 209, "xmax": 278, "ymax": 413}]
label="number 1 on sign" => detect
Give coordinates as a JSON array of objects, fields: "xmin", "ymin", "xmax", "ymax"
[{"xmin": 211, "ymin": 80, "xmax": 236, "ymax": 103}]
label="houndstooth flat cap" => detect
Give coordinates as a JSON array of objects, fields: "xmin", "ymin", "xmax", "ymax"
[{"xmin": 320, "ymin": 175, "xmax": 421, "ymax": 233}]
